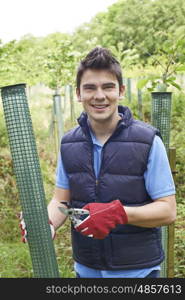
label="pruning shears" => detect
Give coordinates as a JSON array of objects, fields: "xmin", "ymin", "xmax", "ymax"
[{"xmin": 58, "ymin": 202, "xmax": 89, "ymax": 227}]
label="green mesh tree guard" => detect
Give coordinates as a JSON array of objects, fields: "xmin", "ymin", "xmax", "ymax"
[
  {"xmin": 1, "ymin": 84, "xmax": 60, "ymax": 278},
  {"xmin": 151, "ymin": 92, "xmax": 172, "ymax": 278},
  {"xmin": 151, "ymin": 92, "xmax": 172, "ymax": 152}
]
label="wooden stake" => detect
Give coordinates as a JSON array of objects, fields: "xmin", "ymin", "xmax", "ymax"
[{"xmin": 167, "ymin": 147, "xmax": 176, "ymax": 277}]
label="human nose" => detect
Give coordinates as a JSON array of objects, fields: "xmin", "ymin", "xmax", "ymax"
[{"xmin": 94, "ymin": 88, "xmax": 105, "ymax": 100}]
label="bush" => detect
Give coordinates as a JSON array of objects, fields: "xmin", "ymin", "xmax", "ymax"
[{"xmin": 0, "ymin": 111, "xmax": 8, "ymax": 148}]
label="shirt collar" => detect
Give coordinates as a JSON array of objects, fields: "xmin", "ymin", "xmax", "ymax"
[{"xmin": 77, "ymin": 105, "xmax": 133, "ymax": 140}]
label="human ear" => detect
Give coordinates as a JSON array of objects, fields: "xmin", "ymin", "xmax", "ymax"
[
  {"xmin": 76, "ymin": 88, "xmax": 82, "ymax": 102},
  {"xmin": 119, "ymin": 85, "xmax": 125, "ymax": 99}
]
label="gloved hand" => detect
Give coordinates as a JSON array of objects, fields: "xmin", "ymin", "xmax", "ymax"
[
  {"xmin": 19, "ymin": 212, "xmax": 56, "ymax": 243},
  {"xmin": 75, "ymin": 199, "xmax": 128, "ymax": 239}
]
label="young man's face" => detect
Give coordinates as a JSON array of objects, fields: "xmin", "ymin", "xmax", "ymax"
[{"xmin": 76, "ymin": 69, "xmax": 125, "ymax": 124}]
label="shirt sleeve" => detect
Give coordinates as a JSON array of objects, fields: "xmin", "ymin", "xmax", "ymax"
[
  {"xmin": 144, "ymin": 135, "xmax": 176, "ymax": 200},
  {"xmin": 55, "ymin": 152, "xmax": 70, "ymax": 189}
]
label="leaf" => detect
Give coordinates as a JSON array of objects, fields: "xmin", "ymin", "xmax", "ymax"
[
  {"xmin": 166, "ymin": 76, "xmax": 176, "ymax": 82},
  {"xmin": 170, "ymin": 81, "xmax": 181, "ymax": 90},
  {"xmin": 176, "ymin": 66, "xmax": 185, "ymax": 72},
  {"xmin": 137, "ymin": 78, "xmax": 149, "ymax": 89}
]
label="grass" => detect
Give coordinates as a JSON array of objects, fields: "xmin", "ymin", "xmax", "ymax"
[
  {"xmin": 0, "ymin": 222, "xmax": 75, "ymax": 278},
  {"xmin": 0, "ymin": 242, "xmax": 33, "ymax": 278}
]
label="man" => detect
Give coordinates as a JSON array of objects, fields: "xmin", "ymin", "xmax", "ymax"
[{"xmin": 21, "ymin": 47, "xmax": 176, "ymax": 278}]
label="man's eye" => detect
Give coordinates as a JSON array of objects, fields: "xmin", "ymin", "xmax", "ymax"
[
  {"xmin": 84, "ymin": 86, "xmax": 95, "ymax": 90},
  {"xmin": 104, "ymin": 86, "xmax": 114, "ymax": 89}
]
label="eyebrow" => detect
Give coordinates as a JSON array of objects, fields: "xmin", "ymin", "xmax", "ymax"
[
  {"xmin": 102, "ymin": 82, "xmax": 116, "ymax": 87},
  {"xmin": 82, "ymin": 82, "xmax": 116, "ymax": 88},
  {"xmin": 82, "ymin": 84, "xmax": 96, "ymax": 88}
]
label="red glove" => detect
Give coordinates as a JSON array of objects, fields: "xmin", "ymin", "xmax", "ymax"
[
  {"xmin": 75, "ymin": 200, "xmax": 128, "ymax": 239},
  {"xmin": 19, "ymin": 212, "xmax": 56, "ymax": 243},
  {"xmin": 19, "ymin": 212, "xmax": 28, "ymax": 243}
]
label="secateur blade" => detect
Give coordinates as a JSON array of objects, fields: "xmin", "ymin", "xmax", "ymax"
[
  {"xmin": 58, "ymin": 206, "xmax": 70, "ymax": 216},
  {"xmin": 58, "ymin": 206, "xmax": 89, "ymax": 226}
]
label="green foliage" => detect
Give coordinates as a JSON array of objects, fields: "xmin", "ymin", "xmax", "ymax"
[
  {"xmin": 1, "ymin": 0, "xmax": 185, "ymax": 90},
  {"xmin": 0, "ymin": 35, "xmax": 44, "ymax": 87},
  {"xmin": 72, "ymin": 0, "xmax": 185, "ymax": 66},
  {"xmin": 0, "ymin": 111, "xmax": 8, "ymax": 147},
  {"xmin": 109, "ymin": 42, "xmax": 139, "ymax": 76},
  {"xmin": 0, "ymin": 152, "xmax": 21, "ymax": 243},
  {"xmin": 40, "ymin": 33, "xmax": 80, "ymax": 89},
  {"xmin": 137, "ymin": 34, "xmax": 185, "ymax": 92},
  {"xmin": 0, "ymin": 40, "xmax": 17, "ymax": 86},
  {"xmin": 0, "ymin": 33, "xmax": 80, "ymax": 90},
  {"xmin": 171, "ymin": 93, "xmax": 185, "ymax": 207}
]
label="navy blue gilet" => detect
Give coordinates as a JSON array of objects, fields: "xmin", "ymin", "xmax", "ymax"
[{"xmin": 60, "ymin": 106, "xmax": 164, "ymax": 270}]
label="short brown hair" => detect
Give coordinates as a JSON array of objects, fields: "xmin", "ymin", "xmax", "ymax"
[{"xmin": 76, "ymin": 47, "xmax": 123, "ymax": 90}]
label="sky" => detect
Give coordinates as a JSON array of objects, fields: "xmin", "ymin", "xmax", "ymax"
[{"xmin": 0, "ymin": 0, "xmax": 117, "ymax": 43}]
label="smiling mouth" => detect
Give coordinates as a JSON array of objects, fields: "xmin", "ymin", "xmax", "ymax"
[{"xmin": 91, "ymin": 104, "xmax": 109, "ymax": 109}]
